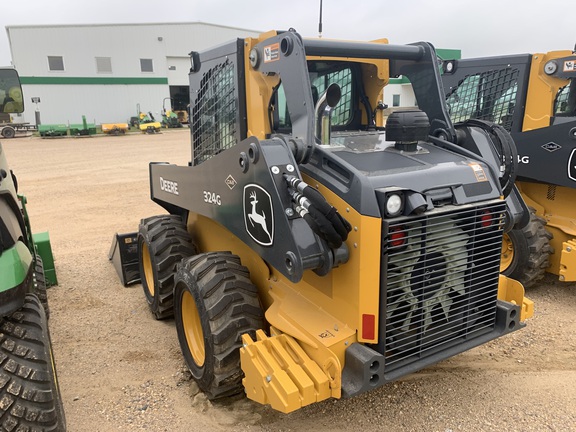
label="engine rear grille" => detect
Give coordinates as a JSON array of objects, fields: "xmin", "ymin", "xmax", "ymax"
[{"xmin": 381, "ymin": 201, "xmax": 506, "ymax": 372}]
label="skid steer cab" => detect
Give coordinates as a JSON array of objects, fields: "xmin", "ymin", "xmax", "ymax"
[
  {"xmin": 135, "ymin": 29, "xmax": 534, "ymax": 413},
  {"xmin": 441, "ymin": 50, "xmax": 576, "ymax": 287}
]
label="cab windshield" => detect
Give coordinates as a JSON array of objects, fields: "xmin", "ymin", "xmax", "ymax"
[
  {"xmin": 275, "ymin": 61, "xmax": 360, "ymax": 132},
  {"xmin": 0, "ymin": 69, "xmax": 24, "ymax": 114}
]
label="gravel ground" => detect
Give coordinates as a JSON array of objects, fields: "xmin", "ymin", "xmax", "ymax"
[{"xmin": 3, "ymin": 130, "xmax": 576, "ymax": 432}]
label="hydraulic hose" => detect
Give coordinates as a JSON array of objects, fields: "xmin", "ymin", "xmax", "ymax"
[{"xmin": 285, "ymin": 175, "xmax": 351, "ymax": 249}]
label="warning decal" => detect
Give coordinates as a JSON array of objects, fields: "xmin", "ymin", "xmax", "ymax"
[
  {"xmin": 263, "ymin": 43, "xmax": 280, "ymax": 63},
  {"xmin": 469, "ymin": 163, "xmax": 488, "ymax": 182},
  {"xmin": 563, "ymin": 60, "xmax": 576, "ymax": 72}
]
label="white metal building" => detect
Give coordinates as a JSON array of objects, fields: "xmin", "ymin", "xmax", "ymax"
[
  {"xmin": 6, "ymin": 23, "xmax": 460, "ymax": 126},
  {"xmin": 6, "ymin": 22, "xmax": 261, "ymax": 125}
]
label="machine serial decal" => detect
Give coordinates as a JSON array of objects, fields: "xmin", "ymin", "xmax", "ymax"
[
  {"xmin": 243, "ymin": 184, "xmax": 274, "ymax": 246},
  {"xmin": 225, "ymin": 174, "xmax": 237, "ymax": 190},
  {"xmin": 518, "ymin": 155, "xmax": 530, "ymax": 164},
  {"xmin": 159, "ymin": 177, "xmax": 179, "ymax": 195},
  {"xmin": 319, "ymin": 330, "xmax": 335, "ymax": 339},
  {"xmin": 203, "ymin": 191, "xmax": 222, "ymax": 206},
  {"xmin": 468, "ymin": 163, "xmax": 488, "ymax": 182},
  {"xmin": 569, "ymin": 149, "xmax": 576, "ymax": 181},
  {"xmin": 263, "ymin": 43, "xmax": 280, "ymax": 63},
  {"xmin": 542, "ymin": 142, "xmax": 562, "ymax": 152}
]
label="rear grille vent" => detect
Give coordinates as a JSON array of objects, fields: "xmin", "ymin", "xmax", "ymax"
[
  {"xmin": 547, "ymin": 185, "xmax": 556, "ymax": 200},
  {"xmin": 381, "ymin": 202, "xmax": 506, "ymax": 372}
]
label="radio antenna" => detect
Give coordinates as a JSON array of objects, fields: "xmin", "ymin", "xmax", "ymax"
[{"xmin": 318, "ymin": 0, "xmax": 323, "ymax": 38}]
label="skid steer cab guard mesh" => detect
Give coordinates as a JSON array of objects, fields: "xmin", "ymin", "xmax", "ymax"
[{"xmin": 189, "ymin": 40, "xmax": 247, "ymax": 166}]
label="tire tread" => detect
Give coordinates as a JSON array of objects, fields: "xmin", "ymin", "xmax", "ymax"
[
  {"xmin": 175, "ymin": 252, "xmax": 263, "ymax": 399},
  {"xmin": 0, "ymin": 295, "xmax": 66, "ymax": 431},
  {"xmin": 504, "ymin": 207, "xmax": 553, "ymax": 288},
  {"xmin": 138, "ymin": 215, "xmax": 196, "ymax": 319}
]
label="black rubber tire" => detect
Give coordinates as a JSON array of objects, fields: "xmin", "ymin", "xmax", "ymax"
[
  {"xmin": 501, "ymin": 207, "xmax": 553, "ymax": 288},
  {"xmin": 0, "ymin": 294, "xmax": 66, "ymax": 431},
  {"xmin": 173, "ymin": 252, "xmax": 264, "ymax": 399},
  {"xmin": 1, "ymin": 127, "xmax": 16, "ymax": 139},
  {"xmin": 34, "ymin": 255, "xmax": 50, "ymax": 319},
  {"xmin": 138, "ymin": 215, "xmax": 196, "ymax": 320}
]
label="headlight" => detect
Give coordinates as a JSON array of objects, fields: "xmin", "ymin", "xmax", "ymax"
[
  {"xmin": 443, "ymin": 60, "xmax": 456, "ymax": 74},
  {"xmin": 385, "ymin": 193, "xmax": 403, "ymax": 217}
]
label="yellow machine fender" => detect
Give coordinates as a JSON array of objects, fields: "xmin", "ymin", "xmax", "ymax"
[
  {"xmin": 497, "ymin": 274, "xmax": 534, "ymax": 322},
  {"xmin": 517, "ymin": 183, "xmax": 576, "ymax": 282},
  {"xmin": 560, "ymin": 239, "xmax": 576, "ymax": 281}
]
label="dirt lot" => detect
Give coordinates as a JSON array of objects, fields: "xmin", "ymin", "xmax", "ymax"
[{"xmin": 3, "ymin": 130, "xmax": 576, "ymax": 431}]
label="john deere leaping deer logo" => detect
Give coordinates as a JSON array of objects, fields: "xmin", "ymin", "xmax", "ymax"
[
  {"xmin": 569, "ymin": 149, "xmax": 576, "ymax": 182},
  {"xmin": 243, "ymin": 184, "xmax": 274, "ymax": 246}
]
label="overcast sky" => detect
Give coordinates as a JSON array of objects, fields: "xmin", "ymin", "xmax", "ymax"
[{"xmin": 1, "ymin": 0, "xmax": 574, "ymax": 67}]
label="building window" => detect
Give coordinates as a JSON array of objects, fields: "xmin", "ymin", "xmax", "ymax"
[
  {"xmin": 96, "ymin": 57, "xmax": 112, "ymax": 73},
  {"xmin": 140, "ymin": 59, "xmax": 154, "ymax": 73},
  {"xmin": 169, "ymin": 66, "xmax": 176, "ymax": 71},
  {"xmin": 392, "ymin": 94, "xmax": 401, "ymax": 107},
  {"xmin": 48, "ymin": 56, "xmax": 64, "ymax": 71}
]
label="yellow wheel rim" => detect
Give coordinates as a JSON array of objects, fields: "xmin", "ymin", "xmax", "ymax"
[
  {"xmin": 500, "ymin": 233, "xmax": 515, "ymax": 272},
  {"xmin": 182, "ymin": 290, "xmax": 205, "ymax": 367},
  {"xmin": 141, "ymin": 243, "xmax": 155, "ymax": 297}
]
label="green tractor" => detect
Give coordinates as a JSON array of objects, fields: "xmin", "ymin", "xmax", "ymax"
[
  {"xmin": 0, "ymin": 68, "xmax": 66, "ymax": 431},
  {"xmin": 161, "ymin": 98, "xmax": 183, "ymax": 129}
]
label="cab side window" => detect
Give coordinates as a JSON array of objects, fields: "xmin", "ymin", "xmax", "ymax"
[{"xmin": 555, "ymin": 82, "xmax": 576, "ymax": 116}]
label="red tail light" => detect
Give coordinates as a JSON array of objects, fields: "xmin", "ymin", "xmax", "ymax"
[
  {"xmin": 362, "ymin": 314, "xmax": 376, "ymax": 340},
  {"xmin": 480, "ymin": 210, "xmax": 492, "ymax": 228},
  {"xmin": 389, "ymin": 226, "xmax": 406, "ymax": 247}
]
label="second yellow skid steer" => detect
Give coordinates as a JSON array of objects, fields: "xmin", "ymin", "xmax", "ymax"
[{"xmin": 441, "ymin": 49, "xmax": 576, "ymax": 286}]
